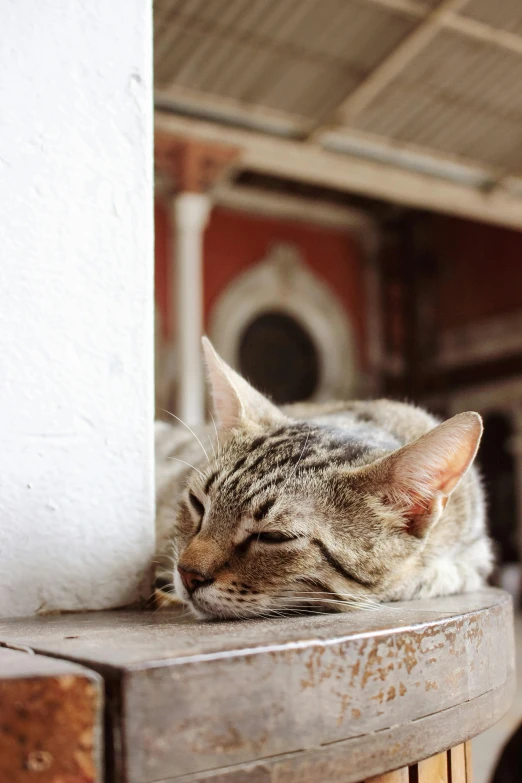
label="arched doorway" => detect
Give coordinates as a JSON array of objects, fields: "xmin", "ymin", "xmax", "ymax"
[{"xmin": 209, "ymin": 243, "xmax": 358, "ymax": 404}]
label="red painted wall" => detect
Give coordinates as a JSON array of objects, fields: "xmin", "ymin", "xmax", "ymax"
[
  {"xmin": 155, "ymin": 201, "xmax": 170, "ymax": 338},
  {"xmin": 155, "ymin": 202, "xmax": 368, "ymax": 365},
  {"xmin": 433, "ymin": 217, "xmax": 522, "ymax": 329}
]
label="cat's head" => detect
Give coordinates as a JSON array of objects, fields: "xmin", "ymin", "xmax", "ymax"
[{"xmin": 173, "ymin": 338, "xmax": 482, "ymax": 620}]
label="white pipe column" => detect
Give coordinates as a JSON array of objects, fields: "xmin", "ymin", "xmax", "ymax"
[{"xmin": 172, "ymin": 193, "xmax": 211, "ymax": 426}]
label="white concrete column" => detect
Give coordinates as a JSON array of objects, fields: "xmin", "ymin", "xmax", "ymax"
[
  {"xmin": 172, "ymin": 193, "xmax": 211, "ymax": 426},
  {"xmin": 0, "ymin": 0, "xmax": 154, "ymax": 617}
]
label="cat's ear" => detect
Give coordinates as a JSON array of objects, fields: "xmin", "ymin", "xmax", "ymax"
[
  {"xmin": 374, "ymin": 412, "xmax": 483, "ymax": 538},
  {"xmin": 202, "ymin": 337, "xmax": 286, "ymax": 430}
]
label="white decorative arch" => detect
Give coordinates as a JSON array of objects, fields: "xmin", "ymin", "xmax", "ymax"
[{"xmin": 209, "ymin": 243, "xmax": 358, "ymax": 400}]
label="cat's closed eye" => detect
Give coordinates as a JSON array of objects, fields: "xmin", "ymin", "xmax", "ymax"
[
  {"xmin": 251, "ymin": 531, "xmax": 297, "ymax": 544},
  {"xmin": 188, "ymin": 492, "xmax": 205, "ymax": 518}
]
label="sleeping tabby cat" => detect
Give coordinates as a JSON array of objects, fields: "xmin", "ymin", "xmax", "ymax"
[{"xmin": 155, "ymin": 338, "xmax": 492, "ymax": 620}]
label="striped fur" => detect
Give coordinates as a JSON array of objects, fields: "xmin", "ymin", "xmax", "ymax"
[{"xmin": 154, "ymin": 342, "xmax": 493, "ymax": 620}]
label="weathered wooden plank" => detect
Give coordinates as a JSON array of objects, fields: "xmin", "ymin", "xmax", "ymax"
[
  {"xmin": 0, "ymin": 588, "xmax": 513, "ymax": 783},
  {"xmin": 366, "ymin": 766, "xmax": 409, "ymax": 782},
  {"xmin": 418, "ymin": 751, "xmax": 448, "ymax": 783},
  {"xmin": 449, "ymin": 744, "xmax": 467, "ymax": 783},
  {"xmin": 0, "ymin": 647, "xmax": 103, "ymax": 783}
]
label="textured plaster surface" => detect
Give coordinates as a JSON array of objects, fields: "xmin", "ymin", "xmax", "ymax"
[{"xmin": 0, "ymin": 0, "xmax": 154, "ymax": 616}]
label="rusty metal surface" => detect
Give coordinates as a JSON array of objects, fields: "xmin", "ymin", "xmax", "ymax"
[
  {"xmin": 0, "ymin": 588, "xmax": 514, "ymax": 783},
  {"xmin": 0, "ymin": 647, "xmax": 103, "ymax": 783}
]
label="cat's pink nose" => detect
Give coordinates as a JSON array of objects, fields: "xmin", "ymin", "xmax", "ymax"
[{"xmin": 177, "ymin": 565, "xmax": 213, "ymax": 593}]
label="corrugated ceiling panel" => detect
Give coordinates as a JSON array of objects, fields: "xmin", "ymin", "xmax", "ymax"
[
  {"xmin": 154, "ymin": 0, "xmax": 420, "ymax": 119},
  {"xmin": 461, "ymin": 0, "xmax": 522, "ymax": 35},
  {"xmin": 350, "ymin": 28, "xmax": 522, "ymax": 168}
]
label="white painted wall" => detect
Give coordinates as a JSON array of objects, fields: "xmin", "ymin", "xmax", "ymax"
[{"xmin": 0, "ymin": 0, "xmax": 154, "ymax": 616}]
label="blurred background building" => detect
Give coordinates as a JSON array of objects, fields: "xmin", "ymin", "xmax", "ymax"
[{"xmin": 152, "ymin": 3, "xmax": 522, "ymax": 779}]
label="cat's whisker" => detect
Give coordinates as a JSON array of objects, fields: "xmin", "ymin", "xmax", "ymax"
[
  {"xmin": 280, "ymin": 596, "xmax": 380, "ymax": 611},
  {"xmin": 280, "ymin": 427, "xmax": 311, "ymax": 493},
  {"xmin": 153, "ymin": 585, "xmax": 175, "ymax": 595},
  {"xmin": 207, "ymin": 434, "xmax": 216, "ymax": 460},
  {"xmin": 287, "ymin": 590, "xmax": 380, "ymax": 606},
  {"xmin": 298, "ymin": 591, "xmax": 382, "ymax": 608},
  {"xmin": 167, "ymin": 457, "xmax": 205, "ymax": 479},
  {"xmin": 162, "ymin": 409, "xmax": 210, "ymax": 462},
  {"xmin": 276, "ymin": 604, "xmax": 340, "ymax": 617},
  {"xmin": 279, "ymin": 604, "xmax": 333, "ymax": 615},
  {"xmin": 379, "ymin": 605, "xmax": 460, "ymax": 615},
  {"xmin": 292, "ymin": 587, "xmax": 383, "ymax": 605}
]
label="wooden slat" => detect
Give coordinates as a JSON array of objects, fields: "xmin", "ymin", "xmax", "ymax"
[
  {"xmin": 0, "ymin": 647, "xmax": 103, "ymax": 783},
  {"xmin": 418, "ymin": 751, "xmax": 448, "ymax": 783},
  {"xmin": 155, "ymin": 111, "xmax": 522, "ymax": 231},
  {"xmin": 449, "ymin": 744, "xmax": 467, "ymax": 782},
  {"xmin": 366, "ymin": 766, "xmax": 409, "ymax": 782},
  {"xmin": 465, "ymin": 741, "xmax": 473, "ymax": 781}
]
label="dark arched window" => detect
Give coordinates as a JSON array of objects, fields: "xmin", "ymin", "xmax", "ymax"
[{"xmin": 238, "ymin": 310, "xmax": 319, "ymax": 404}]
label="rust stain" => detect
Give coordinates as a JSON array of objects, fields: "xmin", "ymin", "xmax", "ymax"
[
  {"xmin": 466, "ymin": 620, "xmax": 484, "ymax": 648},
  {"xmin": 425, "ymin": 680, "xmax": 438, "ymax": 692},
  {"xmin": 0, "ymin": 673, "xmax": 100, "ymax": 783},
  {"xmin": 73, "ymin": 749, "xmax": 96, "ymax": 778},
  {"xmin": 26, "ymin": 750, "xmax": 53, "ymax": 772},
  {"xmin": 78, "ymin": 728, "xmax": 93, "ymax": 750},
  {"xmin": 386, "ymin": 686, "xmax": 396, "ymax": 701},
  {"xmin": 399, "ymin": 682, "xmax": 407, "ymax": 696},
  {"xmin": 191, "ymin": 724, "xmax": 269, "ymax": 756},
  {"xmin": 300, "ymin": 646, "xmax": 335, "ymax": 690},
  {"xmin": 351, "ymin": 708, "xmax": 361, "ymax": 719},
  {"xmin": 58, "ymin": 674, "xmax": 77, "ymax": 691},
  {"xmin": 204, "ymin": 725, "xmax": 243, "ymax": 753},
  {"xmin": 360, "ymin": 640, "xmax": 398, "ymax": 689},
  {"xmin": 394, "ymin": 636, "xmax": 419, "ymax": 674},
  {"xmin": 336, "ymin": 692, "xmax": 352, "ymax": 726},
  {"xmin": 358, "ymin": 638, "xmax": 369, "ymax": 656}
]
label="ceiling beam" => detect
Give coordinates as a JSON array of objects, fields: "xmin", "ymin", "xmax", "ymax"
[
  {"xmin": 322, "ymin": 125, "xmax": 498, "ymax": 184},
  {"xmin": 154, "ymin": 86, "xmax": 303, "ymax": 137},
  {"xmin": 307, "ymin": 0, "xmax": 467, "ymax": 142},
  {"xmin": 155, "ymin": 110, "xmax": 522, "ymax": 231},
  {"xmin": 442, "ymin": 11, "xmax": 522, "ymax": 56},
  {"xmin": 362, "ymin": 0, "xmax": 425, "ymax": 18},
  {"xmin": 211, "ymin": 182, "xmax": 374, "ymax": 236},
  {"xmin": 309, "ymin": 1, "xmax": 522, "ymax": 142}
]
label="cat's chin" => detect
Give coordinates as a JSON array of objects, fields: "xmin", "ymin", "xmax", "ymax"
[
  {"xmin": 183, "ymin": 601, "xmax": 248, "ymax": 621},
  {"xmin": 187, "ymin": 597, "xmax": 263, "ymax": 621},
  {"xmin": 185, "ymin": 602, "xmax": 214, "ymax": 621}
]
